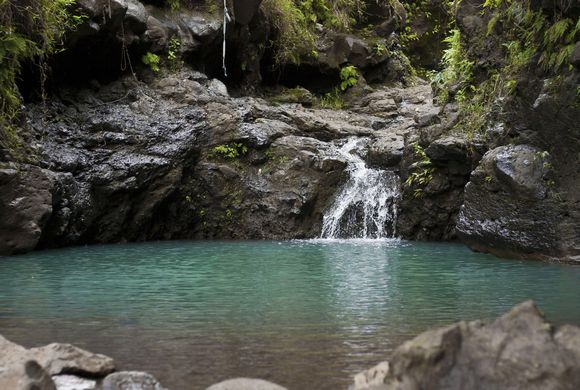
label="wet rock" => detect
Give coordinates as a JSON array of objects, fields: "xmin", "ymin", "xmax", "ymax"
[
  {"xmin": 352, "ymin": 361, "xmax": 390, "ymax": 390},
  {"xmin": 367, "ymin": 133, "xmax": 405, "ymax": 168},
  {"xmin": 268, "ymin": 87, "xmax": 314, "ymax": 107},
  {"xmin": 233, "ymin": 0, "xmax": 264, "ymax": 25},
  {"xmin": 102, "ymin": 371, "xmax": 167, "ymax": 390},
  {"xmin": 30, "ymin": 343, "xmax": 115, "ymax": 376},
  {"xmin": 52, "ymin": 375, "xmax": 97, "ymax": 390},
  {"xmin": 456, "ymin": 144, "xmax": 575, "ymax": 261},
  {"xmin": 208, "ymin": 78, "xmax": 229, "ymax": 97},
  {"xmin": 0, "ymin": 166, "xmax": 54, "ymax": 255},
  {"xmin": 571, "ymin": 41, "xmax": 580, "ymax": 68},
  {"xmin": 353, "ymin": 301, "xmax": 580, "ymax": 390},
  {"xmin": 206, "ymin": 378, "xmax": 287, "ymax": 390},
  {"xmin": 425, "ymin": 136, "xmax": 469, "ymax": 163},
  {"xmin": 125, "ymin": 0, "xmax": 148, "ymax": 35}
]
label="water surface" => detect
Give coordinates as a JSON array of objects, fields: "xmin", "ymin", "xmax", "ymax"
[{"xmin": 1, "ymin": 240, "xmax": 579, "ymax": 389}]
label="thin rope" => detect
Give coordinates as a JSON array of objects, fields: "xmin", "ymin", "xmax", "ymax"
[{"xmin": 222, "ymin": 0, "xmax": 231, "ymax": 77}]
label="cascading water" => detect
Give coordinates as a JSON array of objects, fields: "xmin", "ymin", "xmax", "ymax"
[{"xmin": 321, "ymin": 138, "xmax": 400, "ymax": 239}]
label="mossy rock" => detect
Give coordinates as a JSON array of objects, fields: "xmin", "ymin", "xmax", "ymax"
[{"xmin": 269, "ymin": 87, "xmax": 315, "ymax": 107}]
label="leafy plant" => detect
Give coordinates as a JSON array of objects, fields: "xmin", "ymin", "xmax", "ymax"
[
  {"xmin": 142, "ymin": 52, "xmax": 160, "ymax": 72},
  {"xmin": 210, "ymin": 143, "xmax": 249, "ymax": 160},
  {"xmin": 167, "ymin": 37, "xmax": 182, "ymax": 71},
  {"xmin": 374, "ymin": 43, "xmax": 387, "ymax": 56},
  {"xmin": 339, "ymin": 65, "xmax": 358, "ymax": 91},
  {"xmin": 404, "ymin": 143, "xmax": 435, "ymax": 198}
]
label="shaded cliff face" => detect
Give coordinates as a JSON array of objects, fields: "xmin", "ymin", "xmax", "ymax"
[
  {"xmin": 0, "ymin": 69, "xmax": 441, "ymax": 255},
  {"xmin": 450, "ymin": 0, "xmax": 580, "ymax": 262},
  {"xmin": 1, "ymin": 0, "xmax": 578, "ymax": 261}
]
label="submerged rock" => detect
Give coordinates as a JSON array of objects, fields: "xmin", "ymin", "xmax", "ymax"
[
  {"xmin": 103, "ymin": 371, "xmax": 167, "ymax": 390},
  {"xmin": 352, "ymin": 301, "xmax": 580, "ymax": 390},
  {"xmin": 52, "ymin": 375, "xmax": 97, "ymax": 390},
  {"xmin": 206, "ymin": 378, "xmax": 287, "ymax": 390}
]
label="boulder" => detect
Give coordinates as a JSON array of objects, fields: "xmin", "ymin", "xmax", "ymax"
[
  {"xmin": 102, "ymin": 371, "xmax": 167, "ymax": 390},
  {"xmin": 367, "ymin": 133, "xmax": 405, "ymax": 168},
  {"xmin": 0, "ymin": 166, "xmax": 54, "ymax": 255},
  {"xmin": 456, "ymin": 144, "xmax": 577, "ymax": 262},
  {"xmin": 233, "ymin": 0, "xmax": 264, "ymax": 25},
  {"xmin": 30, "ymin": 343, "xmax": 115, "ymax": 376},
  {"xmin": 52, "ymin": 375, "xmax": 97, "ymax": 390},
  {"xmin": 353, "ymin": 301, "xmax": 580, "ymax": 390},
  {"xmin": 0, "ymin": 335, "xmax": 56, "ymax": 390},
  {"xmin": 425, "ymin": 136, "xmax": 469, "ymax": 163},
  {"xmin": 206, "ymin": 378, "xmax": 287, "ymax": 390}
]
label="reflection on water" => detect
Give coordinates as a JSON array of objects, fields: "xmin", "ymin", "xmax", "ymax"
[{"xmin": 1, "ymin": 240, "xmax": 580, "ymax": 389}]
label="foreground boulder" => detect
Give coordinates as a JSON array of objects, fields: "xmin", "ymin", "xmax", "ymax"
[
  {"xmin": 456, "ymin": 144, "xmax": 578, "ymax": 262},
  {"xmin": 352, "ymin": 300, "xmax": 580, "ymax": 390},
  {"xmin": 103, "ymin": 371, "xmax": 168, "ymax": 390},
  {"xmin": 206, "ymin": 378, "xmax": 287, "ymax": 390},
  {"xmin": 0, "ymin": 336, "xmax": 56, "ymax": 390},
  {"xmin": 0, "ymin": 335, "xmax": 116, "ymax": 390}
]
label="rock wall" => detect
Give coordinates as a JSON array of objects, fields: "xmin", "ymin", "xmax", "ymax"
[{"xmin": 452, "ymin": 0, "xmax": 580, "ymax": 262}]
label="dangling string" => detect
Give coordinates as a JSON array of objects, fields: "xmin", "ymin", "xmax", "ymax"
[{"xmin": 222, "ymin": 0, "xmax": 232, "ymax": 77}]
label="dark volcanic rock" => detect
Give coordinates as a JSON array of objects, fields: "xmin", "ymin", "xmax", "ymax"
[
  {"xmin": 0, "ymin": 166, "xmax": 54, "ymax": 255},
  {"xmin": 12, "ymin": 71, "xmax": 418, "ymax": 250},
  {"xmin": 353, "ymin": 301, "xmax": 580, "ymax": 390},
  {"xmin": 456, "ymin": 144, "xmax": 575, "ymax": 262}
]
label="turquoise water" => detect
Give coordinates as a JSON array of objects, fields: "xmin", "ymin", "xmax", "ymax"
[{"xmin": 1, "ymin": 240, "xmax": 580, "ymax": 389}]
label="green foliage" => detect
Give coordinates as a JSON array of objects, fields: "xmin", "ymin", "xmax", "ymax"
[
  {"xmin": 167, "ymin": 37, "xmax": 182, "ymax": 71},
  {"xmin": 262, "ymin": 0, "xmax": 398, "ymax": 65},
  {"xmin": 1, "ymin": 0, "xmax": 83, "ymax": 159},
  {"xmin": 210, "ymin": 143, "xmax": 249, "ymax": 160},
  {"xmin": 142, "ymin": 52, "xmax": 160, "ymax": 72},
  {"xmin": 167, "ymin": 0, "xmax": 180, "ymax": 11},
  {"xmin": 319, "ymin": 88, "xmax": 344, "ymax": 109},
  {"xmin": 374, "ymin": 43, "xmax": 387, "ymax": 56},
  {"xmin": 261, "ymin": 0, "xmax": 317, "ymax": 65},
  {"xmin": 434, "ymin": 29, "xmax": 474, "ymax": 94},
  {"xmin": 435, "ymin": 0, "xmax": 578, "ymax": 139},
  {"xmin": 404, "ymin": 143, "xmax": 435, "ymax": 198},
  {"xmin": 339, "ymin": 65, "xmax": 358, "ymax": 91},
  {"xmin": 483, "ymin": 0, "xmax": 510, "ymax": 9}
]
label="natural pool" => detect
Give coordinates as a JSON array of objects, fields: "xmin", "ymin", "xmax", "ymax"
[{"xmin": 1, "ymin": 240, "xmax": 580, "ymax": 389}]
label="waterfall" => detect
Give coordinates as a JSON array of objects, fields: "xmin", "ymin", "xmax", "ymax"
[{"xmin": 321, "ymin": 138, "xmax": 400, "ymax": 239}]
